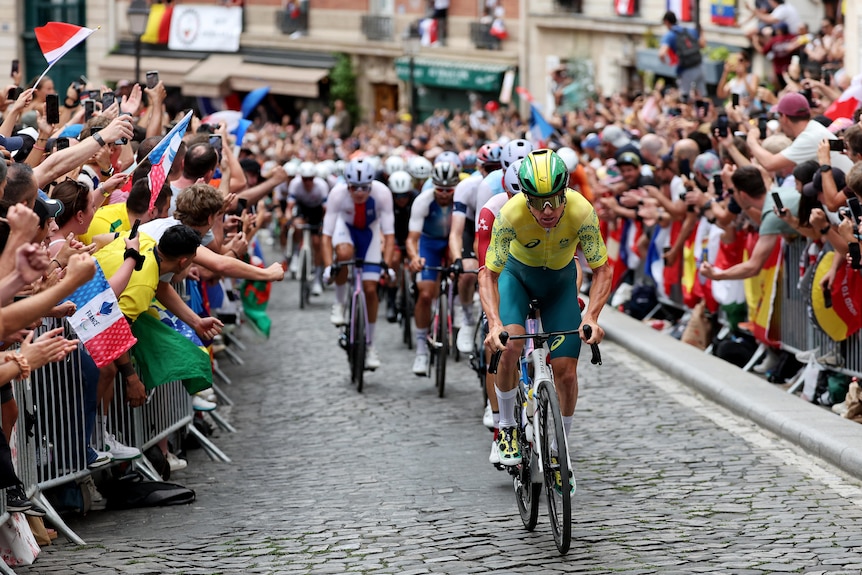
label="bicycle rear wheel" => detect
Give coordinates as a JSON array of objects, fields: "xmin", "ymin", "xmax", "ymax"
[
  {"xmin": 514, "ymin": 385, "xmax": 541, "ymax": 531},
  {"xmin": 400, "ymin": 269, "xmax": 413, "ymax": 350},
  {"xmin": 299, "ymin": 249, "xmax": 309, "ymax": 309},
  {"xmin": 351, "ymin": 297, "xmax": 367, "ymax": 393},
  {"xmin": 435, "ymin": 291, "xmax": 447, "ymax": 398},
  {"xmin": 537, "ymin": 382, "xmax": 572, "ymax": 554},
  {"xmin": 471, "ymin": 316, "xmax": 487, "ymax": 407}
]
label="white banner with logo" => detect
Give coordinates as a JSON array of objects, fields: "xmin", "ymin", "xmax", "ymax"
[{"xmin": 169, "ymin": 6, "xmax": 242, "ymax": 52}]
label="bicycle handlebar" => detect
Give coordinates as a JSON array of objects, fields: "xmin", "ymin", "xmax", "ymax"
[{"xmin": 486, "ymin": 326, "xmax": 602, "ymax": 372}]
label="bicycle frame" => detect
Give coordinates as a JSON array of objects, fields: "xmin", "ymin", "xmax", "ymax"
[{"xmin": 346, "ymin": 261, "xmax": 371, "ymax": 350}]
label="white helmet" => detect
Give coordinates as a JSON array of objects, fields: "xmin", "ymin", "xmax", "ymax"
[
  {"xmin": 501, "ymin": 139, "xmax": 534, "ymax": 170},
  {"xmin": 316, "ymin": 162, "xmax": 331, "ymax": 180},
  {"xmin": 321, "ymin": 159, "xmax": 337, "ymax": 177},
  {"xmin": 407, "ymin": 156, "xmax": 433, "ymax": 180},
  {"xmin": 334, "ymin": 160, "xmax": 346, "ymax": 177},
  {"xmin": 430, "ymin": 161, "xmax": 460, "ymax": 189},
  {"xmin": 436, "ymin": 151, "xmax": 463, "ymax": 171},
  {"xmin": 503, "ymin": 159, "xmax": 524, "ymax": 195},
  {"xmin": 388, "ymin": 170, "xmax": 414, "ymax": 194},
  {"xmin": 284, "ymin": 160, "xmax": 299, "ymax": 178},
  {"xmin": 384, "ymin": 155, "xmax": 406, "ymax": 175},
  {"xmin": 298, "ymin": 161, "xmax": 317, "ymax": 179},
  {"xmin": 365, "ymin": 155, "xmax": 382, "ymax": 173},
  {"xmin": 344, "ymin": 158, "xmax": 376, "ymax": 186},
  {"xmin": 556, "ymin": 147, "xmax": 578, "ymax": 173}
]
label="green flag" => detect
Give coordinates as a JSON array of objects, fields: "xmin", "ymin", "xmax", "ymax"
[{"xmin": 130, "ymin": 312, "xmax": 212, "ymax": 395}]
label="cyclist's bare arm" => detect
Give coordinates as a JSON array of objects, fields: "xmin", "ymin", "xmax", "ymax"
[
  {"xmin": 580, "ymin": 262, "xmax": 612, "ymax": 344},
  {"xmin": 406, "ymin": 231, "xmax": 422, "ymax": 271},
  {"xmin": 321, "ymin": 234, "xmax": 334, "ymax": 268},
  {"xmin": 449, "ymin": 214, "xmax": 465, "ymax": 263},
  {"xmin": 478, "ymin": 267, "xmax": 505, "ymax": 352}
]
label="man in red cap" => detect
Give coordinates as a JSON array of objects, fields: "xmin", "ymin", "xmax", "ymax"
[{"xmin": 747, "ymin": 91, "xmax": 854, "ymax": 212}]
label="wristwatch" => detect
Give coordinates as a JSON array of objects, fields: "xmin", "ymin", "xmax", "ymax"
[
  {"xmin": 820, "ymin": 164, "xmax": 832, "ymax": 173},
  {"xmin": 100, "ymin": 165, "xmax": 114, "ymax": 178},
  {"xmin": 92, "ymin": 132, "xmax": 106, "ymax": 147}
]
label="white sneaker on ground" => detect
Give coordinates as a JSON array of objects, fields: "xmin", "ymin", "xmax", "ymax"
[
  {"xmin": 193, "ymin": 396, "xmax": 217, "ymax": 411},
  {"xmin": 483, "ymin": 403, "xmax": 494, "ymax": 429},
  {"xmin": 311, "ymin": 280, "xmax": 323, "ymax": 296},
  {"xmin": 166, "ymin": 452, "xmax": 188, "ymax": 472},
  {"xmin": 79, "ymin": 476, "xmax": 107, "ymax": 511},
  {"xmin": 330, "ymin": 303, "xmax": 346, "ymax": 326},
  {"xmin": 412, "ymin": 353, "xmax": 429, "ymax": 376},
  {"xmin": 197, "ymin": 388, "xmax": 217, "ymax": 403},
  {"xmin": 754, "ymin": 350, "xmax": 780, "ymax": 374},
  {"xmin": 103, "ymin": 433, "xmax": 141, "ymax": 461},
  {"xmin": 365, "ymin": 346, "xmax": 381, "ymax": 370},
  {"xmin": 489, "ymin": 439, "xmax": 501, "ymax": 465},
  {"xmin": 456, "ymin": 326, "xmax": 474, "ymax": 355}
]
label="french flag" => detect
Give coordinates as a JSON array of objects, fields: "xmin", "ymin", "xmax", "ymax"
[
  {"xmin": 516, "ymin": 87, "xmax": 555, "ymax": 146},
  {"xmin": 824, "ymin": 74, "xmax": 862, "ymax": 122},
  {"xmin": 65, "ymin": 262, "xmax": 137, "ymax": 368},
  {"xmin": 667, "ymin": 0, "xmax": 693, "ymax": 22},
  {"xmin": 147, "ymin": 110, "xmax": 193, "ymax": 209},
  {"xmin": 35, "ymin": 22, "xmax": 96, "ymax": 66}
]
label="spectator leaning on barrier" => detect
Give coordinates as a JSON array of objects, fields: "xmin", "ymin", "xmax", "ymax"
[{"xmin": 700, "ymin": 165, "xmax": 799, "ymax": 281}]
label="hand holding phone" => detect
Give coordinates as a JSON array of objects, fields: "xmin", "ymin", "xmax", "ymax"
[
  {"xmin": 84, "ymin": 100, "xmax": 95, "ymax": 121},
  {"xmin": 829, "ymin": 139, "xmax": 845, "ymax": 152},
  {"xmin": 10, "ymin": 60, "xmax": 18, "ymax": 78},
  {"xmin": 146, "ymin": 71, "xmax": 159, "ymax": 89},
  {"xmin": 822, "ymin": 284, "xmax": 833, "ymax": 308},
  {"xmin": 771, "ymin": 191, "xmax": 785, "ymax": 214},
  {"xmin": 129, "ymin": 219, "xmax": 141, "ymax": 239},
  {"xmin": 716, "ymin": 114, "xmax": 729, "ymax": 138},
  {"xmin": 101, "ymin": 91, "xmax": 115, "ymax": 111},
  {"xmin": 758, "ymin": 117, "xmax": 768, "ymax": 140},
  {"xmin": 731, "ymin": 93, "xmax": 739, "ymax": 109}
]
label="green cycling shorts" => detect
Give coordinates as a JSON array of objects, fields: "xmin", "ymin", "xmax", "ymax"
[{"xmin": 498, "ymin": 257, "xmax": 582, "ymax": 359}]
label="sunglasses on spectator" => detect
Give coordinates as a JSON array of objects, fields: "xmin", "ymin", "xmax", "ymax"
[
  {"xmin": 349, "ymin": 184, "xmax": 372, "ymax": 193},
  {"xmin": 525, "ymin": 192, "xmax": 566, "ymax": 211}
]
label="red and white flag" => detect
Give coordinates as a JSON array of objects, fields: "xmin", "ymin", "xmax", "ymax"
[
  {"xmin": 64, "ymin": 262, "xmax": 137, "ymax": 368},
  {"xmin": 147, "ymin": 110, "xmax": 193, "ymax": 209},
  {"xmin": 35, "ymin": 22, "xmax": 96, "ymax": 66},
  {"xmin": 824, "ymin": 74, "xmax": 862, "ymax": 122}
]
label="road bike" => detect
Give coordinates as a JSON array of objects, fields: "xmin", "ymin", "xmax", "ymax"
[
  {"xmin": 295, "ymin": 223, "xmax": 320, "ymax": 309},
  {"xmin": 489, "ymin": 306, "xmax": 601, "ymax": 554},
  {"xmin": 396, "ymin": 260, "xmax": 414, "ymax": 350},
  {"xmin": 333, "ymin": 259, "xmax": 382, "ymax": 392},
  {"xmin": 468, "ymin": 312, "xmax": 488, "ymax": 408}
]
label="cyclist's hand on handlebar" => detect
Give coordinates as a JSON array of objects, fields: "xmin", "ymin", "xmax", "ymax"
[
  {"xmin": 485, "ymin": 324, "xmax": 508, "ymax": 353},
  {"xmin": 579, "ymin": 320, "xmax": 604, "ymax": 345},
  {"xmin": 450, "ymin": 258, "xmax": 463, "ymax": 275},
  {"xmin": 408, "ymin": 256, "xmax": 425, "ymax": 273}
]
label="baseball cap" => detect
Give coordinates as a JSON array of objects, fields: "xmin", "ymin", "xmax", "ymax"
[
  {"xmin": 693, "ymin": 152, "xmax": 722, "ymax": 179},
  {"xmin": 601, "ymin": 125, "xmax": 631, "ymax": 149},
  {"xmin": 615, "ymin": 151, "xmax": 641, "ymax": 168},
  {"xmin": 34, "ymin": 195, "xmax": 64, "ymax": 225},
  {"xmin": 775, "ymin": 92, "xmax": 810, "ymax": 118},
  {"xmin": 582, "ymin": 133, "xmax": 601, "ymax": 151},
  {"xmin": 0, "ymin": 134, "xmax": 24, "ymax": 152},
  {"xmin": 810, "ymin": 166, "xmax": 847, "ymax": 197}
]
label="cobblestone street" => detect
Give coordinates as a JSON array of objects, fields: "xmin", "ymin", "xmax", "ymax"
[{"xmin": 17, "ymin": 278, "xmax": 862, "ymax": 575}]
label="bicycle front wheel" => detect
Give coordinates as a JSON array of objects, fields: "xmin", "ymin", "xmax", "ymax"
[
  {"xmin": 537, "ymin": 383, "xmax": 572, "ymax": 554},
  {"xmin": 352, "ymin": 297, "xmax": 367, "ymax": 393},
  {"xmin": 400, "ymin": 269, "xmax": 413, "ymax": 350},
  {"xmin": 435, "ymin": 291, "xmax": 447, "ymax": 398},
  {"xmin": 514, "ymin": 386, "xmax": 541, "ymax": 531}
]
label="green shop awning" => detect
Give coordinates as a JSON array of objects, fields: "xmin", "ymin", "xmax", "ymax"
[{"xmin": 395, "ymin": 57, "xmax": 511, "ymax": 92}]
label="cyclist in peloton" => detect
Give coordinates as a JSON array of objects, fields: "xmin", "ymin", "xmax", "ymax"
[
  {"xmin": 285, "ymin": 161, "xmax": 330, "ymax": 295},
  {"xmin": 481, "ymin": 149, "xmax": 612, "ymax": 472},
  {"xmin": 406, "ymin": 160, "xmax": 460, "ymax": 375},
  {"xmin": 384, "ymin": 169, "xmax": 418, "ymax": 323},
  {"xmin": 322, "ymin": 158, "xmax": 396, "ymax": 370},
  {"xmin": 407, "ymin": 156, "xmax": 433, "ymax": 194},
  {"xmin": 476, "ymin": 158, "xmax": 524, "ymax": 465}
]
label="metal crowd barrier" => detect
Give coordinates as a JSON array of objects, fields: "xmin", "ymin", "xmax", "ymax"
[{"xmin": 2, "ymin": 305, "xmax": 243, "ymax": 550}]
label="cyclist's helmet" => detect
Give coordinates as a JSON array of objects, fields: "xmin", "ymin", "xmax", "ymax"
[
  {"xmin": 316, "ymin": 162, "xmax": 331, "ymax": 180},
  {"xmin": 430, "ymin": 161, "xmax": 460, "ymax": 189},
  {"xmin": 407, "ymin": 155, "xmax": 433, "ymax": 180},
  {"xmin": 500, "ymin": 139, "xmax": 535, "ymax": 171},
  {"xmin": 459, "ymin": 149, "xmax": 478, "ymax": 170},
  {"xmin": 344, "ymin": 158, "xmax": 376, "ymax": 186},
  {"xmin": 519, "ymin": 150, "xmax": 568, "ymax": 197},
  {"xmin": 388, "ymin": 170, "xmax": 414, "ymax": 195},
  {"xmin": 284, "ymin": 160, "xmax": 299, "ymax": 178},
  {"xmin": 503, "ymin": 159, "xmax": 524, "ymax": 195},
  {"xmin": 333, "ymin": 159, "xmax": 346, "ymax": 177},
  {"xmin": 384, "ymin": 155, "xmax": 406, "ymax": 175},
  {"xmin": 476, "ymin": 143, "xmax": 502, "ymax": 167},
  {"xmin": 298, "ymin": 161, "xmax": 317, "ymax": 179},
  {"xmin": 436, "ymin": 150, "xmax": 463, "ymax": 171},
  {"xmin": 555, "ymin": 147, "xmax": 578, "ymax": 173}
]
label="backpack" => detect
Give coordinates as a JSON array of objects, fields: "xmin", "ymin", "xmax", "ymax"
[
  {"xmin": 712, "ymin": 331, "xmax": 759, "ymax": 368},
  {"xmin": 674, "ymin": 27, "xmax": 702, "ymax": 70},
  {"xmin": 101, "ymin": 471, "xmax": 196, "ymax": 509}
]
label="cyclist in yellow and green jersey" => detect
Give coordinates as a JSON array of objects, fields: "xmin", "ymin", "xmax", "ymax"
[{"xmin": 479, "ymin": 149, "xmax": 613, "ymax": 468}]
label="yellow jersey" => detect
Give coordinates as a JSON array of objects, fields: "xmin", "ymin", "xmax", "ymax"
[
  {"xmin": 94, "ymin": 232, "xmax": 159, "ymax": 321},
  {"xmin": 485, "ymin": 189, "xmax": 607, "ymax": 273},
  {"xmin": 80, "ymin": 202, "xmax": 131, "ymax": 245}
]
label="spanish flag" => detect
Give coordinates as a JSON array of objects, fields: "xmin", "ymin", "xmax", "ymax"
[
  {"xmin": 141, "ymin": 3, "xmax": 174, "ymax": 45},
  {"xmin": 743, "ymin": 233, "xmax": 783, "ymax": 345}
]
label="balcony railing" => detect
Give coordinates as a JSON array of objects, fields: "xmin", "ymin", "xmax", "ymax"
[
  {"xmin": 276, "ymin": 9, "xmax": 309, "ymax": 35},
  {"xmin": 361, "ymin": 14, "xmax": 394, "ymax": 41},
  {"xmin": 470, "ymin": 22, "xmax": 501, "ymax": 51}
]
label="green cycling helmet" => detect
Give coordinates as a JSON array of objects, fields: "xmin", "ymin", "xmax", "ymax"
[{"xmin": 518, "ymin": 149, "xmax": 568, "ymax": 197}]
